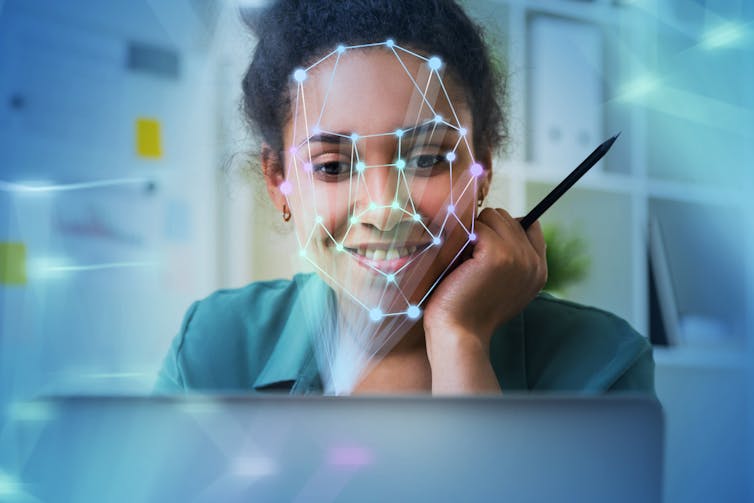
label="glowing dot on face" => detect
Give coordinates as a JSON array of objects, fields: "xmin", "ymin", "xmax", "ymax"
[
  {"xmin": 303, "ymin": 162, "xmax": 313, "ymax": 172},
  {"xmin": 395, "ymin": 159, "xmax": 406, "ymax": 170},
  {"xmin": 428, "ymin": 56, "xmax": 442, "ymax": 70},
  {"xmin": 406, "ymin": 305, "xmax": 422, "ymax": 319},
  {"xmin": 350, "ymin": 133, "xmax": 360, "ymax": 142},
  {"xmin": 350, "ymin": 215, "xmax": 359, "ymax": 225},
  {"xmin": 337, "ymin": 44, "xmax": 346, "ymax": 54},
  {"xmin": 369, "ymin": 202, "xmax": 377, "ymax": 211},
  {"xmin": 288, "ymin": 146, "xmax": 297, "ymax": 155},
  {"xmin": 279, "ymin": 181, "xmax": 293, "ymax": 195},
  {"xmin": 315, "ymin": 215, "xmax": 324, "ymax": 224},
  {"xmin": 385, "ymin": 38, "xmax": 395, "ymax": 48},
  {"xmin": 336, "ymin": 243, "xmax": 345, "ymax": 252},
  {"xmin": 446, "ymin": 152, "xmax": 456, "ymax": 162},
  {"xmin": 355, "ymin": 161, "xmax": 366, "ymax": 172},
  {"xmin": 386, "ymin": 273, "xmax": 396, "ymax": 283},
  {"xmin": 394, "ymin": 128, "xmax": 404, "ymax": 138},
  {"xmin": 433, "ymin": 114, "xmax": 443, "ymax": 124},
  {"xmin": 312, "ymin": 125, "xmax": 321, "ymax": 135},
  {"xmin": 293, "ymin": 68, "xmax": 307, "ymax": 82},
  {"xmin": 299, "ymin": 249, "xmax": 307, "ymax": 257},
  {"xmin": 412, "ymin": 213, "xmax": 422, "ymax": 222},
  {"xmin": 469, "ymin": 232, "xmax": 477, "ymax": 242},
  {"xmin": 447, "ymin": 204, "xmax": 455, "ymax": 213},
  {"xmin": 470, "ymin": 163, "xmax": 484, "ymax": 177},
  {"xmin": 391, "ymin": 200, "xmax": 400, "ymax": 210},
  {"xmin": 459, "ymin": 127, "xmax": 467, "ymax": 136},
  {"xmin": 432, "ymin": 236, "xmax": 442, "ymax": 246},
  {"xmin": 369, "ymin": 308, "xmax": 383, "ymax": 322}
]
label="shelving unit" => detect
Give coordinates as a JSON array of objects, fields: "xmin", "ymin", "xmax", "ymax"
[{"xmin": 462, "ymin": 1, "xmax": 753, "ymax": 501}]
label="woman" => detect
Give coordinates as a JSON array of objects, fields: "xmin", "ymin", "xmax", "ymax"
[{"xmin": 155, "ymin": 0, "xmax": 654, "ymax": 396}]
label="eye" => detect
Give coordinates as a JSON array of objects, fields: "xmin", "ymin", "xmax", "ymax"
[
  {"xmin": 312, "ymin": 160, "xmax": 351, "ymax": 181},
  {"xmin": 406, "ymin": 153, "xmax": 448, "ymax": 174}
]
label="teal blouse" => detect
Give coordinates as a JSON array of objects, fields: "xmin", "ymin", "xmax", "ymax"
[{"xmin": 155, "ymin": 273, "xmax": 655, "ymax": 395}]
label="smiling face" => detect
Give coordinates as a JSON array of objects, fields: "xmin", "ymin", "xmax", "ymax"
[{"xmin": 266, "ymin": 43, "xmax": 491, "ymax": 320}]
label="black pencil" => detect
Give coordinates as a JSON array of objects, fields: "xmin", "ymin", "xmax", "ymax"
[{"xmin": 519, "ymin": 133, "xmax": 621, "ymax": 230}]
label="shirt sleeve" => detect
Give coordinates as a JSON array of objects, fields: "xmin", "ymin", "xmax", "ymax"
[
  {"xmin": 152, "ymin": 301, "xmax": 199, "ymax": 394},
  {"xmin": 607, "ymin": 342, "xmax": 656, "ymax": 396}
]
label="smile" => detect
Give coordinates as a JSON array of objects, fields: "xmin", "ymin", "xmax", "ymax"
[{"xmin": 344, "ymin": 242, "xmax": 433, "ymax": 274}]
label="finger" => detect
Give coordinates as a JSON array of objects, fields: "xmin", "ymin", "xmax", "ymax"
[
  {"xmin": 478, "ymin": 207, "xmax": 519, "ymax": 238},
  {"xmin": 524, "ymin": 219, "xmax": 547, "ymax": 261}
]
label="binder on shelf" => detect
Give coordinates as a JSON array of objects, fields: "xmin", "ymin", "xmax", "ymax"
[
  {"xmin": 527, "ymin": 15, "xmax": 604, "ymax": 172},
  {"xmin": 648, "ymin": 217, "xmax": 682, "ymax": 346}
]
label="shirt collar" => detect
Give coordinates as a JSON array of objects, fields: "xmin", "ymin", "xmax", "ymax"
[{"xmin": 252, "ymin": 274, "xmax": 330, "ymax": 392}]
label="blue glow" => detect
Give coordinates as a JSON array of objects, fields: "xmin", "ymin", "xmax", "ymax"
[
  {"xmin": 355, "ymin": 161, "xmax": 366, "ymax": 172},
  {"xmin": 469, "ymin": 232, "xmax": 477, "ymax": 242},
  {"xmin": 350, "ymin": 215, "xmax": 359, "ymax": 224},
  {"xmin": 293, "ymin": 68, "xmax": 307, "ymax": 83},
  {"xmin": 385, "ymin": 39, "xmax": 395, "ymax": 48},
  {"xmin": 350, "ymin": 133, "xmax": 360, "ymax": 142},
  {"xmin": 406, "ymin": 305, "xmax": 422, "ymax": 319},
  {"xmin": 446, "ymin": 152, "xmax": 456, "ymax": 162},
  {"xmin": 369, "ymin": 308, "xmax": 383, "ymax": 322},
  {"xmin": 432, "ymin": 236, "xmax": 442, "ymax": 246},
  {"xmin": 386, "ymin": 273, "xmax": 396, "ymax": 283},
  {"xmin": 428, "ymin": 56, "xmax": 442, "ymax": 70},
  {"xmin": 433, "ymin": 114, "xmax": 443, "ymax": 124},
  {"xmin": 315, "ymin": 215, "xmax": 324, "ymax": 224},
  {"xmin": 279, "ymin": 181, "xmax": 293, "ymax": 195},
  {"xmin": 395, "ymin": 159, "xmax": 406, "ymax": 170},
  {"xmin": 470, "ymin": 163, "xmax": 483, "ymax": 177},
  {"xmin": 394, "ymin": 128, "xmax": 404, "ymax": 137},
  {"xmin": 447, "ymin": 204, "xmax": 455, "ymax": 213},
  {"xmin": 459, "ymin": 127, "xmax": 467, "ymax": 136},
  {"xmin": 336, "ymin": 44, "xmax": 346, "ymax": 54},
  {"xmin": 412, "ymin": 213, "xmax": 422, "ymax": 221},
  {"xmin": 391, "ymin": 200, "xmax": 400, "ymax": 209},
  {"xmin": 336, "ymin": 243, "xmax": 345, "ymax": 252}
]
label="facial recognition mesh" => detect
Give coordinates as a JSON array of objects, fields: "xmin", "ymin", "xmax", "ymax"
[{"xmin": 281, "ymin": 41, "xmax": 485, "ymax": 393}]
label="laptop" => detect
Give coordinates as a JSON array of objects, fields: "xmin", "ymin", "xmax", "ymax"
[{"xmin": 14, "ymin": 395, "xmax": 663, "ymax": 502}]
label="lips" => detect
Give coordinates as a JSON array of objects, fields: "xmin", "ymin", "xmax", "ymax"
[{"xmin": 344, "ymin": 242, "xmax": 432, "ymax": 273}]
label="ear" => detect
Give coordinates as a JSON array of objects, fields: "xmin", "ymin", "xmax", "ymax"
[{"xmin": 261, "ymin": 144, "xmax": 287, "ymax": 212}]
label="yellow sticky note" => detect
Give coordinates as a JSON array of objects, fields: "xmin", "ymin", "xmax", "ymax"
[
  {"xmin": 135, "ymin": 118, "xmax": 162, "ymax": 159},
  {"xmin": 0, "ymin": 242, "xmax": 27, "ymax": 285}
]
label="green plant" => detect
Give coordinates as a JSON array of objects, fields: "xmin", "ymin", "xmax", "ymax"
[{"xmin": 542, "ymin": 223, "xmax": 591, "ymax": 295}]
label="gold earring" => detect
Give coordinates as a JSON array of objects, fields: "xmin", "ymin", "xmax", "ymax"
[{"xmin": 282, "ymin": 204, "xmax": 291, "ymax": 222}]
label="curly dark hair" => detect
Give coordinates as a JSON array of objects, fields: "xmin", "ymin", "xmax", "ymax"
[{"xmin": 242, "ymin": 0, "xmax": 506, "ymax": 174}]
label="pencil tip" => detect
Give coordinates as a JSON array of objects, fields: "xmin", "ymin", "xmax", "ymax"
[{"xmin": 612, "ymin": 131, "xmax": 621, "ymax": 141}]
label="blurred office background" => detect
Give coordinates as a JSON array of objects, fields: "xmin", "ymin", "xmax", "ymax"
[{"xmin": 0, "ymin": 0, "xmax": 752, "ymax": 501}]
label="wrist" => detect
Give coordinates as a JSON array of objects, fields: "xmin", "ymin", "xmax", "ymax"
[{"xmin": 424, "ymin": 323, "xmax": 491, "ymax": 367}]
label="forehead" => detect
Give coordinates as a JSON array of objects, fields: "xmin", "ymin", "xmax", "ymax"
[{"xmin": 286, "ymin": 46, "xmax": 470, "ymax": 143}]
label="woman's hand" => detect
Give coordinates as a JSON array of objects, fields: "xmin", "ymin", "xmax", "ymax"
[{"xmin": 423, "ymin": 208, "xmax": 548, "ymax": 394}]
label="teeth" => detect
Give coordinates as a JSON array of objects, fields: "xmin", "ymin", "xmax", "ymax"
[{"xmin": 351, "ymin": 245, "xmax": 426, "ymax": 260}]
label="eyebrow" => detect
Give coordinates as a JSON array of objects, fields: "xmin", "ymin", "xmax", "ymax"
[{"xmin": 298, "ymin": 122, "xmax": 456, "ymax": 149}]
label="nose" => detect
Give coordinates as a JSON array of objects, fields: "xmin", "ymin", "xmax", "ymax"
[{"xmin": 353, "ymin": 163, "xmax": 410, "ymax": 232}]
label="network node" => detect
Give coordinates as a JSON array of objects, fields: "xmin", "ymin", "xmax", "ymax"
[
  {"xmin": 298, "ymin": 249, "xmax": 307, "ymax": 257},
  {"xmin": 459, "ymin": 127, "xmax": 468, "ymax": 136},
  {"xmin": 312, "ymin": 125, "xmax": 321, "ymax": 135},
  {"xmin": 303, "ymin": 162, "xmax": 313, "ymax": 172},
  {"xmin": 350, "ymin": 133, "xmax": 360, "ymax": 142},
  {"xmin": 470, "ymin": 163, "xmax": 484, "ymax": 177},
  {"xmin": 391, "ymin": 200, "xmax": 400, "ymax": 210},
  {"xmin": 433, "ymin": 114, "xmax": 443, "ymax": 124},
  {"xmin": 288, "ymin": 146, "xmax": 298, "ymax": 155},
  {"xmin": 406, "ymin": 305, "xmax": 422, "ymax": 320},
  {"xmin": 350, "ymin": 215, "xmax": 359, "ymax": 225},
  {"xmin": 446, "ymin": 151, "xmax": 456, "ymax": 162},
  {"xmin": 447, "ymin": 204, "xmax": 455, "ymax": 213},
  {"xmin": 369, "ymin": 308, "xmax": 384, "ymax": 322},
  {"xmin": 412, "ymin": 213, "xmax": 422, "ymax": 221},
  {"xmin": 369, "ymin": 202, "xmax": 377, "ymax": 211},
  {"xmin": 385, "ymin": 38, "xmax": 395, "ymax": 48},
  {"xmin": 469, "ymin": 232, "xmax": 477, "ymax": 242},
  {"xmin": 279, "ymin": 181, "xmax": 293, "ymax": 195},
  {"xmin": 394, "ymin": 128, "xmax": 404, "ymax": 138},
  {"xmin": 432, "ymin": 236, "xmax": 442, "ymax": 246},
  {"xmin": 386, "ymin": 273, "xmax": 396, "ymax": 283},
  {"xmin": 428, "ymin": 56, "xmax": 442, "ymax": 70},
  {"xmin": 293, "ymin": 68, "xmax": 307, "ymax": 83},
  {"xmin": 395, "ymin": 159, "xmax": 406, "ymax": 170},
  {"xmin": 355, "ymin": 161, "xmax": 366, "ymax": 172},
  {"xmin": 337, "ymin": 44, "xmax": 346, "ymax": 54},
  {"xmin": 315, "ymin": 215, "xmax": 324, "ymax": 224}
]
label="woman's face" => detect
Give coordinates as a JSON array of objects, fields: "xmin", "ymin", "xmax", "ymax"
[{"xmin": 268, "ymin": 45, "xmax": 490, "ymax": 319}]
